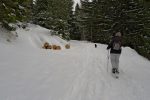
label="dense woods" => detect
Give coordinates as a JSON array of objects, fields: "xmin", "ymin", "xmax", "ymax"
[{"xmin": 0, "ymin": 0, "xmax": 150, "ymax": 59}]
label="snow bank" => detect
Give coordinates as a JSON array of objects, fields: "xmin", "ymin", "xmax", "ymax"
[
  {"xmin": 0, "ymin": 24, "xmax": 69, "ymax": 50},
  {"xmin": 0, "ymin": 25, "xmax": 17, "ymax": 43}
]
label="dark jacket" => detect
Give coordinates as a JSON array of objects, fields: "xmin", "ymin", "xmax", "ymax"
[{"xmin": 107, "ymin": 36, "xmax": 122, "ymax": 54}]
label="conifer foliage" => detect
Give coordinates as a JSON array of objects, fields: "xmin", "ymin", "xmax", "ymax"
[
  {"xmin": 72, "ymin": 0, "xmax": 150, "ymax": 59},
  {"xmin": 32, "ymin": 0, "xmax": 73, "ymax": 40},
  {"xmin": 0, "ymin": 0, "xmax": 149, "ymax": 60},
  {"xmin": 0, "ymin": 0, "xmax": 32, "ymax": 30}
]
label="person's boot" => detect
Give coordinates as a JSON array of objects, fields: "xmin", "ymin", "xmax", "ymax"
[
  {"xmin": 112, "ymin": 68, "xmax": 116, "ymax": 74},
  {"xmin": 116, "ymin": 68, "xmax": 119, "ymax": 74}
]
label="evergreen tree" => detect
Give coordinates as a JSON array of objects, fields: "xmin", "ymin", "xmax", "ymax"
[
  {"xmin": 74, "ymin": 0, "xmax": 150, "ymax": 59},
  {"xmin": 0, "ymin": 0, "xmax": 32, "ymax": 30},
  {"xmin": 69, "ymin": 4, "xmax": 82, "ymax": 40},
  {"xmin": 33, "ymin": 0, "xmax": 73, "ymax": 40},
  {"xmin": 33, "ymin": 0, "xmax": 49, "ymax": 27},
  {"xmin": 74, "ymin": 0, "xmax": 95, "ymax": 40}
]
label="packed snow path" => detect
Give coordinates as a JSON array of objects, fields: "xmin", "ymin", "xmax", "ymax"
[
  {"xmin": 0, "ymin": 41, "xmax": 150, "ymax": 100},
  {"xmin": 60, "ymin": 42, "xmax": 150, "ymax": 100}
]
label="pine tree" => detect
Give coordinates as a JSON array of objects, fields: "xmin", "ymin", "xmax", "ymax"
[
  {"xmin": 0, "ymin": 0, "xmax": 32, "ymax": 30},
  {"xmin": 74, "ymin": 0, "xmax": 150, "ymax": 59},
  {"xmin": 69, "ymin": 4, "xmax": 81, "ymax": 40},
  {"xmin": 33, "ymin": 0, "xmax": 73, "ymax": 40},
  {"xmin": 32, "ymin": 0, "xmax": 49, "ymax": 27},
  {"xmin": 75, "ymin": 0, "xmax": 95, "ymax": 40}
]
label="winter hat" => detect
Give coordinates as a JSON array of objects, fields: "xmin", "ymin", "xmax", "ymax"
[{"xmin": 115, "ymin": 32, "xmax": 121, "ymax": 37}]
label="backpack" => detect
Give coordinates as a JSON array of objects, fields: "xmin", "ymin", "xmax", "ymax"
[{"xmin": 112, "ymin": 37, "xmax": 121, "ymax": 50}]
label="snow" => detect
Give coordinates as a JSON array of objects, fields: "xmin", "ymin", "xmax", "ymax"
[
  {"xmin": 2, "ymin": 3, "xmax": 6, "ymax": 8},
  {"xmin": 19, "ymin": 5, "xmax": 25, "ymax": 10},
  {"xmin": 2, "ymin": 3, "xmax": 7, "ymax": 9},
  {"xmin": 10, "ymin": 13, "xmax": 16, "ymax": 16},
  {"xmin": 0, "ymin": 24, "xmax": 150, "ymax": 100},
  {"xmin": 73, "ymin": 0, "xmax": 81, "ymax": 11}
]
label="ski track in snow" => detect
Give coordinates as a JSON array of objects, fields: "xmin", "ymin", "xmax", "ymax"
[
  {"xmin": 60, "ymin": 43, "xmax": 148, "ymax": 100},
  {"xmin": 61, "ymin": 43, "xmax": 106, "ymax": 100}
]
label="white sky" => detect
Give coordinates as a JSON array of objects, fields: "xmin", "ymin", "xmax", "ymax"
[
  {"xmin": 73, "ymin": 0, "xmax": 81, "ymax": 11},
  {"xmin": 73, "ymin": 0, "xmax": 92, "ymax": 11}
]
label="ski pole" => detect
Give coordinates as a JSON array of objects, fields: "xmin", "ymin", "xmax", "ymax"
[{"xmin": 107, "ymin": 50, "xmax": 110, "ymax": 72}]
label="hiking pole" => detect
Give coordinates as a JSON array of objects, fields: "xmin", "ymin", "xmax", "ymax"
[{"xmin": 107, "ymin": 50, "xmax": 110, "ymax": 73}]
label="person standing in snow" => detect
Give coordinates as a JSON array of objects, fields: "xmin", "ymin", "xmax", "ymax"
[{"xmin": 107, "ymin": 32, "xmax": 122, "ymax": 74}]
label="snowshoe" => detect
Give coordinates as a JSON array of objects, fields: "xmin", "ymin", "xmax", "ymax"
[{"xmin": 111, "ymin": 68, "xmax": 119, "ymax": 79}]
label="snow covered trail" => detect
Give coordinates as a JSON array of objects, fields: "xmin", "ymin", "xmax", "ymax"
[
  {"xmin": 61, "ymin": 43, "xmax": 108, "ymax": 100},
  {"xmin": 61, "ymin": 42, "xmax": 150, "ymax": 100},
  {"xmin": 0, "ymin": 25, "xmax": 150, "ymax": 100},
  {"xmin": 1, "ymin": 41, "xmax": 150, "ymax": 100}
]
